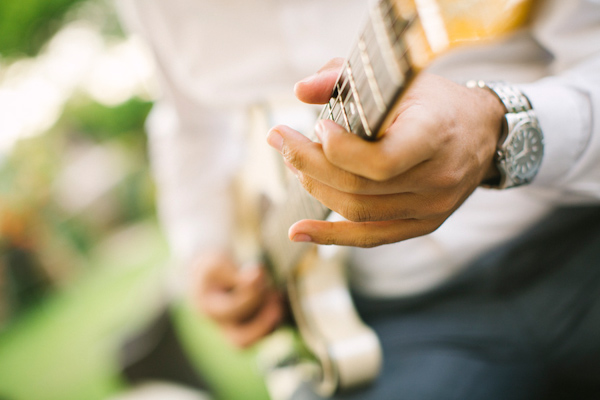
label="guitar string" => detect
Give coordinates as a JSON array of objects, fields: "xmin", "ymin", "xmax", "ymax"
[
  {"xmin": 263, "ymin": 0, "xmax": 418, "ymax": 279},
  {"xmin": 265, "ymin": 0, "xmax": 408, "ymax": 270}
]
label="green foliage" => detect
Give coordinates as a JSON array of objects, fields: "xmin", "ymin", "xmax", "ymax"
[
  {"xmin": 60, "ymin": 96, "xmax": 153, "ymax": 146},
  {"xmin": 0, "ymin": 94, "xmax": 156, "ymax": 326},
  {"xmin": 57, "ymin": 96, "xmax": 157, "ymax": 223},
  {"xmin": 0, "ymin": 0, "xmax": 86, "ymax": 58},
  {"xmin": 0, "ymin": 221, "xmax": 169, "ymax": 400},
  {"xmin": 0, "ymin": 3, "xmax": 176, "ymax": 400}
]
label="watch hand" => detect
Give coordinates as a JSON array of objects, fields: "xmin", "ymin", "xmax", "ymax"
[
  {"xmin": 514, "ymin": 148, "xmax": 528, "ymax": 160},
  {"xmin": 514, "ymin": 139, "xmax": 533, "ymax": 160}
]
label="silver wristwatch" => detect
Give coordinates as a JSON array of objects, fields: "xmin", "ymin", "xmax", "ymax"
[{"xmin": 467, "ymin": 80, "xmax": 544, "ymax": 189}]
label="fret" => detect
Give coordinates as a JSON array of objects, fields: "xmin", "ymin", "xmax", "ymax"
[
  {"xmin": 258, "ymin": 1, "xmax": 534, "ymax": 392},
  {"xmin": 336, "ymin": 76, "xmax": 352, "ymax": 130},
  {"xmin": 333, "ymin": 97, "xmax": 350, "ymax": 130},
  {"xmin": 344, "ymin": 60, "xmax": 373, "ymax": 138},
  {"xmin": 343, "ymin": 91, "xmax": 361, "ymax": 134},
  {"xmin": 265, "ymin": 0, "xmax": 439, "ymax": 277},
  {"xmin": 318, "ymin": 103, "xmax": 330, "ymax": 122},
  {"xmin": 358, "ymin": 30, "xmax": 385, "ymax": 114},
  {"xmin": 372, "ymin": 0, "xmax": 407, "ymax": 86},
  {"xmin": 317, "ymin": 65, "xmax": 366, "ymax": 138},
  {"xmin": 321, "ymin": 0, "xmax": 418, "ymax": 141},
  {"xmin": 353, "ymin": 55, "xmax": 376, "ymax": 123},
  {"xmin": 365, "ymin": 24, "xmax": 393, "ymax": 103}
]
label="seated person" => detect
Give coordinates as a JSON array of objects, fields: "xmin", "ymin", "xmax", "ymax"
[{"xmin": 117, "ymin": 0, "xmax": 600, "ymax": 398}]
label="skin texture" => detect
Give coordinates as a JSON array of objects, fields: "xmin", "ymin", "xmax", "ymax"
[
  {"xmin": 192, "ymin": 58, "xmax": 504, "ymax": 348},
  {"xmin": 191, "ymin": 252, "xmax": 284, "ymax": 348},
  {"xmin": 267, "ymin": 58, "xmax": 505, "ymax": 248}
]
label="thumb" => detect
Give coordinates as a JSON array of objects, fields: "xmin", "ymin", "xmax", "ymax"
[{"xmin": 294, "ymin": 57, "xmax": 345, "ymax": 104}]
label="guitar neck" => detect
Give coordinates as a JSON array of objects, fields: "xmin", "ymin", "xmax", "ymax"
[
  {"xmin": 319, "ymin": 0, "xmax": 416, "ymax": 141},
  {"xmin": 261, "ymin": 0, "xmax": 410, "ymax": 281},
  {"xmin": 262, "ymin": 0, "xmax": 532, "ymax": 281},
  {"xmin": 319, "ymin": 0, "xmax": 532, "ymax": 141}
]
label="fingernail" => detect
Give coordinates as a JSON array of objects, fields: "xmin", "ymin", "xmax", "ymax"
[
  {"xmin": 292, "ymin": 233, "xmax": 312, "ymax": 243},
  {"xmin": 267, "ymin": 129, "xmax": 284, "ymax": 152}
]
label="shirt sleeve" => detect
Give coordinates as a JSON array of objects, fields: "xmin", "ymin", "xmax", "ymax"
[
  {"xmin": 115, "ymin": 0, "xmax": 245, "ymax": 264},
  {"xmin": 518, "ymin": 0, "xmax": 600, "ymax": 201},
  {"xmin": 145, "ymin": 100, "xmax": 244, "ymax": 263}
]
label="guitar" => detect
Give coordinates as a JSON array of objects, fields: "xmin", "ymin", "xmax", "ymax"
[{"xmin": 252, "ymin": 0, "xmax": 533, "ymax": 396}]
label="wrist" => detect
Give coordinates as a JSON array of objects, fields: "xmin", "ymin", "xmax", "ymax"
[
  {"xmin": 467, "ymin": 80, "xmax": 544, "ymax": 189},
  {"xmin": 469, "ymin": 85, "xmax": 506, "ymax": 184}
]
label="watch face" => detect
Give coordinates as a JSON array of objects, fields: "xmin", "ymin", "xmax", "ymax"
[{"xmin": 506, "ymin": 123, "xmax": 544, "ymax": 184}]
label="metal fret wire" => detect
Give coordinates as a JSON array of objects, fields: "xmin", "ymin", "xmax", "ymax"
[
  {"xmin": 262, "ymin": 0, "xmax": 417, "ymax": 280},
  {"xmin": 321, "ymin": 0, "xmax": 415, "ymax": 140}
]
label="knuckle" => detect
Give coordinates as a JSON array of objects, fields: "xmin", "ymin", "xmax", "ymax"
[
  {"xmin": 359, "ymin": 238, "xmax": 383, "ymax": 248},
  {"xmin": 428, "ymin": 195, "xmax": 458, "ymax": 219},
  {"xmin": 339, "ymin": 172, "xmax": 367, "ymax": 193},
  {"xmin": 299, "ymin": 174, "xmax": 318, "ymax": 196},
  {"xmin": 367, "ymin": 156, "xmax": 397, "ymax": 182},
  {"xmin": 282, "ymin": 145, "xmax": 306, "ymax": 170},
  {"xmin": 434, "ymin": 169, "xmax": 463, "ymax": 189},
  {"xmin": 428, "ymin": 197, "xmax": 455, "ymax": 217},
  {"xmin": 340, "ymin": 200, "xmax": 373, "ymax": 223},
  {"xmin": 393, "ymin": 206, "xmax": 416, "ymax": 220}
]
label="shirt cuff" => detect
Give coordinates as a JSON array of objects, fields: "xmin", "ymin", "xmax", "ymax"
[{"xmin": 518, "ymin": 79, "xmax": 592, "ymax": 187}]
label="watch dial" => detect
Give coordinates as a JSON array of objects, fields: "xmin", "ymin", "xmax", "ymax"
[{"xmin": 507, "ymin": 125, "xmax": 543, "ymax": 183}]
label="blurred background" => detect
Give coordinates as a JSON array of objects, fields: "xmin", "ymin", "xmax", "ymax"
[
  {"xmin": 0, "ymin": 0, "xmax": 166, "ymax": 397},
  {"xmin": 0, "ymin": 1, "xmax": 275, "ymax": 399}
]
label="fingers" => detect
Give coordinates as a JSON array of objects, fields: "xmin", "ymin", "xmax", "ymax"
[
  {"xmin": 297, "ymin": 173, "xmax": 457, "ymax": 222},
  {"xmin": 315, "ymin": 118, "xmax": 436, "ymax": 182},
  {"xmin": 199, "ymin": 266, "xmax": 271, "ymax": 323},
  {"xmin": 268, "ymin": 125, "xmax": 397, "ymax": 195},
  {"xmin": 191, "ymin": 252, "xmax": 284, "ymax": 348},
  {"xmin": 267, "ymin": 124, "xmax": 432, "ymax": 195},
  {"xmin": 268, "ymin": 117, "xmax": 435, "ymax": 189},
  {"xmin": 270, "ymin": 72, "xmax": 501, "ymax": 249},
  {"xmin": 222, "ymin": 291, "xmax": 284, "ymax": 348},
  {"xmin": 294, "ymin": 58, "xmax": 345, "ymax": 104},
  {"xmin": 289, "ymin": 218, "xmax": 443, "ymax": 248}
]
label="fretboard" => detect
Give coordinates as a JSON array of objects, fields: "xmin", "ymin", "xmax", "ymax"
[
  {"xmin": 318, "ymin": 0, "xmax": 416, "ymax": 141},
  {"xmin": 261, "ymin": 0, "xmax": 531, "ymax": 281},
  {"xmin": 262, "ymin": 0, "xmax": 416, "ymax": 282}
]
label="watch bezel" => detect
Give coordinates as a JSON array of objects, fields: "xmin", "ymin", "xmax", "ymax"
[{"xmin": 497, "ymin": 111, "xmax": 544, "ymax": 189}]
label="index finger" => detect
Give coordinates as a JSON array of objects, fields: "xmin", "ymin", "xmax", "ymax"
[{"xmin": 315, "ymin": 117, "xmax": 436, "ymax": 182}]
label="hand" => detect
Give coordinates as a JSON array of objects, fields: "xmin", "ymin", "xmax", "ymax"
[
  {"xmin": 191, "ymin": 252, "xmax": 284, "ymax": 348},
  {"xmin": 266, "ymin": 58, "xmax": 505, "ymax": 248}
]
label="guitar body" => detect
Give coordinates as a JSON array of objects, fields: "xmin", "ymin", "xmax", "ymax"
[
  {"xmin": 234, "ymin": 104, "xmax": 381, "ymax": 397},
  {"xmin": 239, "ymin": 0, "xmax": 533, "ymax": 396},
  {"xmin": 288, "ymin": 248, "xmax": 382, "ymax": 396}
]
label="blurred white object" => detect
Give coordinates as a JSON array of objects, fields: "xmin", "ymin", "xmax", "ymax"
[{"xmin": 109, "ymin": 381, "xmax": 211, "ymax": 400}]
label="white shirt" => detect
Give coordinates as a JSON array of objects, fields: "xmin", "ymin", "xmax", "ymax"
[{"xmin": 117, "ymin": 0, "xmax": 600, "ymax": 298}]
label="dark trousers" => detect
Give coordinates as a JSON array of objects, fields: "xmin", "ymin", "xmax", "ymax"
[{"xmin": 294, "ymin": 206, "xmax": 600, "ymax": 400}]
